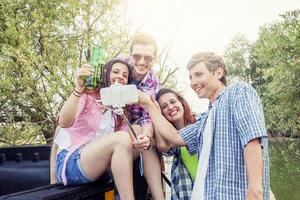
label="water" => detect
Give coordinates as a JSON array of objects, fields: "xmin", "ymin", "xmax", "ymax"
[
  {"xmin": 270, "ymin": 138, "xmax": 300, "ymax": 200},
  {"xmin": 163, "ymin": 139, "xmax": 300, "ymax": 200}
]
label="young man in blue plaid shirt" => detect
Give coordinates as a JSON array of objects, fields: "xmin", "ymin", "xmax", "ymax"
[{"xmin": 138, "ymin": 52, "xmax": 270, "ymax": 200}]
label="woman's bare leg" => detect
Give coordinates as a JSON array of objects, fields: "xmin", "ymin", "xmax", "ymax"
[
  {"xmin": 142, "ymin": 147, "xmax": 164, "ymax": 200},
  {"xmin": 80, "ymin": 131, "xmax": 135, "ymax": 200},
  {"xmin": 132, "ymin": 125, "xmax": 164, "ymax": 200}
]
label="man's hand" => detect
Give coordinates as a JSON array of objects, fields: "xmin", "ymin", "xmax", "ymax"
[
  {"xmin": 133, "ymin": 134, "xmax": 152, "ymax": 151},
  {"xmin": 137, "ymin": 91, "xmax": 153, "ymax": 108}
]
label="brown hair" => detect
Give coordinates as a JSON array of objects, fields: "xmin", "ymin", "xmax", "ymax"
[
  {"xmin": 130, "ymin": 33, "xmax": 157, "ymax": 56},
  {"xmin": 103, "ymin": 57, "xmax": 133, "ymax": 88},
  {"xmin": 187, "ymin": 52, "xmax": 227, "ymax": 85},
  {"xmin": 157, "ymin": 88, "xmax": 195, "ymax": 126},
  {"xmin": 102, "ymin": 57, "xmax": 133, "ymax": 130}
]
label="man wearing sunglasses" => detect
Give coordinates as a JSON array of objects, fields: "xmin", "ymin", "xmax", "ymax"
[{"xmin": 128, "ymin": 33, "xmax": 164, "ymax": 200}]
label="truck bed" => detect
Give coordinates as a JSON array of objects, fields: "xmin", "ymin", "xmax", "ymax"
[
  {"xmin": 0, "ymin": 145, "xmax": 149, "ymax": 200},
  {"xmin": 0, "ymin": 179, "xmax": 114, "ymax": 200}
]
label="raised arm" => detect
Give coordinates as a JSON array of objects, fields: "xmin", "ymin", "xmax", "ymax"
[
  {"xmin": 59, "ymin": 64, "xmax": 92, "ymax": 127},
  {"xmin": 138, "ymin": 92, "xmax": 186, "ymax": 147},
  {"xmin": 153, "ymin": 125, "xmax": 173, "ymax": 153},
  {"xmin": 148, "ymin": 100, "xmax": 174, "ymax": 152}
]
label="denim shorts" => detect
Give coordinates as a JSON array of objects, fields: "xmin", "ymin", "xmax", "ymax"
[{"xmin": 56, "ymin": 149, "xmax": 92, "ymax": 185}]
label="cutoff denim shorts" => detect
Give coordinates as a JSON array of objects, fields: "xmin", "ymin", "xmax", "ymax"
[{"xmin": 56, "ymin": 149, "xmax": 91, "ymax": 185}]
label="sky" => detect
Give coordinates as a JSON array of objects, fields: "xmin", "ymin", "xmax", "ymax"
[{"xmin": 126, "ymin": 0, "xmax": 299, "ymax": 113}]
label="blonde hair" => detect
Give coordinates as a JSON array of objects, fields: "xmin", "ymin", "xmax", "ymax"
[
  {"xmin": 187, "ymin": 52, "xmax": 227, "ymax": 85},
  {"xmin": 130, "ymin": 33, "xmax": 157, "ymax": 56}
]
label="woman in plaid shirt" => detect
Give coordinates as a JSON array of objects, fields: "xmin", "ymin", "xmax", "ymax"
[{"xmin": 155, "ymin": 88, "xmax": 199, "ymax": 200}]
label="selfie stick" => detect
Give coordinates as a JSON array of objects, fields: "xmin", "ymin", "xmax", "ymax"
[
  {"xmin": 100, "ymin": 84, "xmax": 172, "ymax": 186},
  {"xmin": 100, "ymin": 82, "xmax": 138, "ymax": 140},
  {"xmin": 114, "ymin": 108, "xmax": 138, "ymax": 140}
]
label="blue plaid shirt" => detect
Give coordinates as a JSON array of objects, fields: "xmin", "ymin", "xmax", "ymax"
[
  {"xmin": 164, "ymin": 148, "xmax": 194, "ymax": 200},
  {"xmin": 180, "ymin": 82, "xmax": 270, "ymax": 200}
]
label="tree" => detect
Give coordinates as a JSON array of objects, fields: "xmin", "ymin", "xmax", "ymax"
[
  {"xmin": 223, "ymin": 10, "xmax": 300, "ymax": 199},
  {"xmin": 156, "ymin": 41, "xmax": 179, "ymax": 89},
  {"xmin": 224, "ymin": 10, "xmax": 300, "ymax": 138},
  {"xmin": 0, "ymin": 0, "xmax": 133, "ymax": 145},
  {"xmin": 0, "ymin": 0, "xmax": 180, "ymax": 146},
  {"xmin": 224, "ymin": 33, "xmax": 264, "ymax": 91},
  {"xmin": 253, "ymin": 10, "xmax": 300, "ymax": 137}
]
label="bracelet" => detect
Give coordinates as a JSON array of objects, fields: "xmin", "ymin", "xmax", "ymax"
[
  {"xmin": 72, "ymin": 91, "xmax": 82, "ymax": 97},
  {"xmin": 74, "ymin": 88, "xmax": 83, "ymax": 95}
]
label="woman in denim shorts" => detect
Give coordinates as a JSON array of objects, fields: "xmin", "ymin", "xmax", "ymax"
[{"xmin": 54, "ymin": 57, "xmax": 138, "ymax": 200}]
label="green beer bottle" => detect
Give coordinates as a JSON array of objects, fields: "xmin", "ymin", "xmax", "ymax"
[{"xmin": 85, "ymin": 46, "xmax": 105, "ymax": 91}]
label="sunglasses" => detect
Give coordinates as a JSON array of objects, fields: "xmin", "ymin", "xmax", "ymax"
[{"xmin": 132, "ymin": 54, "xmax": 154, "ymax": 64}]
